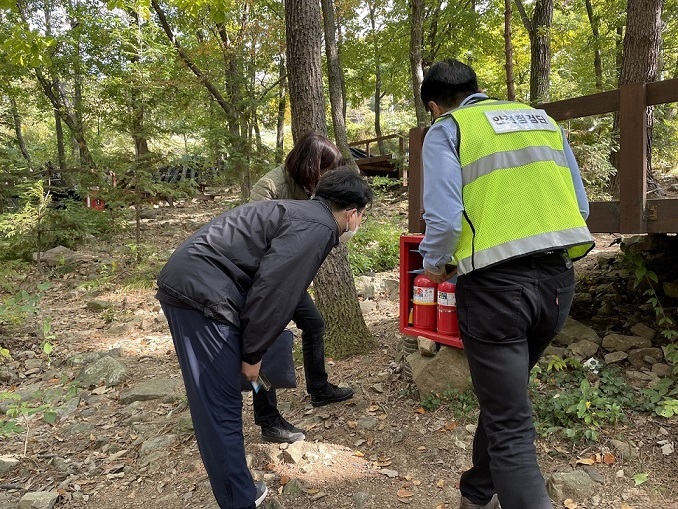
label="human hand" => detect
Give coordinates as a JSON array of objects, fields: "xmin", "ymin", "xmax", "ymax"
[
  {"xmin": 425, "ymin": 264, "xmax": 457, "ymax": 284},
  {"xmin": 241, "ymin": 360, "xmax": 262, "ymax": 381}
]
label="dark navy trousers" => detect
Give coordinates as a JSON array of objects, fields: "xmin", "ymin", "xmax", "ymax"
[
  {"xmin": 161, "ymin": 303, "xmax": 256, "ymax": 509},
  {"xmin": 252, "ymin": 290, "xmax": 329, "ymax": 426},
  {"xmin": 457, "ymin": 252, "xmax": 575, "ymax": 509}
]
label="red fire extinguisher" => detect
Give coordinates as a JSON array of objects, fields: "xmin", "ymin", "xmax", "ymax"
[
  {"xmin": 437, "ymin": 280, "xmax": 459, "ymax": 336},
  {"xmin": 412, "ymin": 274, "xmax": 437, "ymax": 330}
]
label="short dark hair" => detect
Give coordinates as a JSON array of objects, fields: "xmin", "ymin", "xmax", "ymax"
[
  {"xmin": 420, "ymin": 59, "xmax": 479, "ymax": 112},
  {"xmin": 314, "ymin": 167, "xmax": 373, "ymax": 212},
  {"xmin": 285, "ymin": 132, "xmax": 342, "ymax": 193}
]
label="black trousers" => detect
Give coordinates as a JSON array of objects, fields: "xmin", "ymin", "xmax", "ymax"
[
  {"xmin": 253, "ymin": 291, "xmax": 329, "ymax": 426},
  {"xmin": 161, "ymin": 303, "xmax": 256, "ymax": 509},
  {"xmin": 457, "ymin": 252, "xmax": 574, "ymax": 509}
]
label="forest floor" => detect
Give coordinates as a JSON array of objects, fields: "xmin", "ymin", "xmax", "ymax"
[{"xmin": 0, "ymin": 187, "xmax": 677, "ymax": 509}]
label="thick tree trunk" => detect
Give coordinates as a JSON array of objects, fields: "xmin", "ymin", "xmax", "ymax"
[
  {"xmin": 504, "ymin": 0, "xmax": 515, "ymax": 101},
  {"xmin": 285, "ymin": 0, "xmax": 327, "ymax": 141},
  {"xmin": 54, "ymin": 109, "xmax": 66, "ymax": 171},
  {"xmin": 515, "ymin": 0, "xmax": 553, "ymax": 104},
  {"xmin": 9, "ymin": 96, "xmax": 32, "ymax": 165},
  {"xmin": 275, "ymin": 54, "xmax": 286, "ymax": 165},
  {"xmin": 321, "ymin": 0, "xmax": 358, "ymax": 171},
  {"xmin": 128, "ymin": 10, "xmax": 150, "ymax": 160},
  {"xmin": 585, "ymin": 0, "xmax": 603, "ymax": 91},
  {"xmin": 608, "ymin": 0, "xmax": 664, "ymax": 195},
  {"xmin": 368, "ymin": 2, "xmax": 385, "ymax": 154},
  {"xmin": 409, "ymin": 0, "xmax": 428, "ymax": 126},
  {"xmin": 285, "ymin": 0, "xmax": 373, "ymax": 357}
]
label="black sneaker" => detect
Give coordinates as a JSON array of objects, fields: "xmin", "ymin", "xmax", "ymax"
[
  {"xmin": 254, "ymin": 480, "xmax": 268, "ymax": 507},
  {"xmin": 310, "ymin": 383, "xmax": 354, "ymax": 407},
  {"xmin": 279, "ymin": 418, "xmax": 306, "ymax": 436},
  {"xmin": 261, "ymin": 422, "xmax": 305, "ymax": 443}
]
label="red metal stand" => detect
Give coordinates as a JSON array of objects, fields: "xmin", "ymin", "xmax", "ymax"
[{"xmin": 399, "ymin": 234, "xmax": 463, "ymax": 349}]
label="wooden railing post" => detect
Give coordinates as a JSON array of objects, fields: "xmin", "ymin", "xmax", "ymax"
[
  {"xmin": 408, "ymin": 127, "xmax": 427, "ymax": 233},
  {"xmin": 618, "ymin": 83, "xmax": 647, "ymax": 233}
]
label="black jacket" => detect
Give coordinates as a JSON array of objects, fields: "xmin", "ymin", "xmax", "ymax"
[{"xmin": 156, "ymin": 199, "xmax": 339, "ymax": 363}]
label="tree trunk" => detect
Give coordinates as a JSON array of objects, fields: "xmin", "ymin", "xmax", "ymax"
[
  {"xmin": 608, "ymin": 0, "xmax": 664, "ymax": 195},
  {"xmin": 285, "ymin": 0, "xmax": 327, "ymax": 141},
  {"xmin": 368, "ymin": 2, "xmax": 386, "ymax": 154},
  {"xmin": 275, "ymin": 54, "xmax": 286, "ymax": 165},
  {"xmin": 54, "ymin": 109, "xmax": 66, "ymax": 171},
  {"xmin": 285, "ymin": 0, "xmax": 373, "ymax": 357},
  {"xmin": 515, "ymin": 0, "xmax": 553, "ymax": 104},
  {"xmin": 504, "ymin": 0, "xmax": 515, "ymax": 101},
  {"xmin": 128, "ymin": 9, "xmax": 150, "ymax": 160},
  {"xmin": 585, "ymin": 0, "xmax": 603, "ymax": 91},
  {"xmin": 9, "ymin": 96, "xmax": 32, "ymax": 165},
  {"xmin": 409, "ymin": 0, "xmax": 428, "ymax": 126},
  {"xmin": 321, "ymin": 0, "xmax": 358, "ymax": 171}
]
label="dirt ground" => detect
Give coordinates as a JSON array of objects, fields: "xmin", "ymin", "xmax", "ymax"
[{"xmin": 0, "ymin": 193, "xmax": 677, "ymax": 509}]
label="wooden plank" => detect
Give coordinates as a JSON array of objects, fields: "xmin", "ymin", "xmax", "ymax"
[
  {"xmin": 408, "ymin": 127, "xmax": 427, "ymax": 233},
  {"xmin": 646, "ymin": 198, "xmax": 678, "ymax": 233},
  {"xmin": 538, "ymin": 89, "xmax": 619, "ymax": 121},
  {"xmin": 349, "ymin": 134, "xmax": 403, "ymax": 146},
  {"xmin": 618, "ymin": 83, "xmax": 647, "ymax": 233},
  {"xmin": 355, "ymin": 154, "xmax": 393, "ymax": 164},
  {"xmin": 646, "ymin": 78, "xmax": 678, "ymax": 106}
]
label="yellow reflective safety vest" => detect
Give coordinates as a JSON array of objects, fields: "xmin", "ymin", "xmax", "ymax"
[{"xmin": 440, "ymin": 99, "xmax": 595, "ymax": 275}]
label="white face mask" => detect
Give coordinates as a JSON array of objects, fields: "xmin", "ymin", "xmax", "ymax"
[
  {"xmin": 339, "ymin": 212, "xmax": 359, "ymax": 244},
  {"xmin": 339, "ymin": 223, "xmax": 359, "ymax": 244}
]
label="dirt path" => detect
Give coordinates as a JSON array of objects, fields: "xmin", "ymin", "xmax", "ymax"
[{"xmin": 0, "ymin": 198, "xmax": 676, "ymax": 509}]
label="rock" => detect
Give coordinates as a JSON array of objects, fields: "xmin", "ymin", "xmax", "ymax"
[
  {"xmin": 407, "ymin": 346, "xmax": 472, "ymax": 396},
  {"xmin": 543, "ymin": 346, "xmax": 568, "ymax": 359},
  {"xmin": 651, "ymin": 363, "xmax": 673, "ymax": 377},
  {"xmin": 0, "ymin": 366, "xmax": 19, "ymax": 384},
  {"xmin": 567, "ymin": 340, "xmax": 599, "ymax": 359},
  {"xmin": 597, "ymin": 253, "xmax": 618, "ymax": 267},
  {"xmin": 627, "ymin": 347, "xmax": 663, "ymax": 368},
  {"xmin": 624, "ymin": 370, "xmax": 658, "ymax": 384},
  {"xmin": 18, "ymin": 491, "xmax": 59, "ymax": 509},
  {"xmin": 554, "ymin": 318, "xmax": 601, "ymax": 346},
  {"xmin": 609, "ymin": 439, "xmax": 638, "ymax": 459},
  {"xmin": 663, "ymin": 280, "xmax": 678, "ymax": 298},
  {"xmin": 85, "ymin": 300, "xmax": 115, "ymax": 312},
  {"xmin": 604, "ymin": 351, "xmax": 628, "ymax": 364},
  {"xmin": 281, "ymin": 478, "xmax": 305, "ymax": 498},
  {"xmin": 582, "ymin": 466, "xmax": 605, "ymax": 484},
  {"xmin": 67, "ymin": 349, "xmax": 122, "ymax": 366},
  {"xmin": 24, "ymin": 358, "xmax": 43, "ymax": 370},
  {"xmin": 119, "ymin": 378, "xmax": 184, "ymax": 404},
  {"xmin": 573, "ymin": 292, "xmax": 593, "ymax": 304},
  {"xmin": 417, "ymin": 337, "xmax": 437, "ymax": 357},
  {"xmin": 355, "ymin": 276, "xmax": 376, "ymax": 300},
  {"xmin": 629, "ymin": 323, "xmax": 656, "ymax": 340},
  {"xmin": 33, "ymin": 246, "xmax": 87, "ymax": 267},
  {"xmin": 546, "ymin": 470, "xmax": 595, "ymax": 504},
  {"xmin": 140, "ymin": 435, "xmax": 177, "ymax": 456},
  {"xmin": 353, "ymin": 492, "xmax": 372, "ymax": 508},
  {"xmin": 596, "ymin": 301, "xmax": 614, "ymax": 315},
  {"xmin": 359, "ymin": 300, "xmax": 376, "ymax": 314},
  {"xmin": 357, "ymin": 416, "xmax": 379, "ymax": 430},
  {"xmin": 601, "ymin": 334, "xmax": 652, "ymax": 352},
  {"xmin": 0, "ymin": 456, "xmax": 20, "ymax": 475},
  {"xmin": 76, "ymin": 355, "xmax": 128, "ymax": 389}
]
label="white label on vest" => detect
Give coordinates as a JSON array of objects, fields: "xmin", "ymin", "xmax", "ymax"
[
  {"xmin": 484, "ymin": 109, "xmax": 558, "ymax": 134},
  {"xmin": 413, "ymin": 286, "xmax": 435, "ymax": 304},
  {"xmin": 438, "ymin": 291, "xmax": 456, "ymax": 307}
]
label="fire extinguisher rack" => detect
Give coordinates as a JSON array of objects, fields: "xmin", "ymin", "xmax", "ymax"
[{"xmin": 399, "ymin": 234, "xmax": 463, "ymax": 349}]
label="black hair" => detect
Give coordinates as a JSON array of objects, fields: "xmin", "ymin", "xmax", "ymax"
[
  {"xmin": 420, "ymin": 59, "xmax": 479, "ymax": 112},
  {"xmin": 285, "ymin": 132, "xmax": 342, "ymax": 193},
  {"xmin": 314, "ymin": 167, "xmax": 373, "ymax": 212}
]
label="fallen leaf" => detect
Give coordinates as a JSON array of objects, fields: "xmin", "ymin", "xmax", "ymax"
[
  {"xmin": 379, "ymin": 469, "xmax": 399, "ymax": 478},
  {"xmin": 354, "ymin": 451, "xmax": 365, "ymax": 457},
  {"xmin": 414, "ymin": 407, "xmax": 426, "ymax": 414},
  {"xmin": 397, "ymin": 489, "xmax": 414, "ymax": 498},
  {"xmin": 436, "ymin": 479, "xmax": 445, "ymax": 488},
  {"xmin": 412, "ymin": 480, "xmax": 421, "ymax": 486},
  {"xmin": 603, "ymin": 452, "xmax": 616, "ymax": 464},
  {"xmin": 575, "ymin": 456, "xmax": 596, "ymax": 465},
  {"xmin": 280, "ymin": 475, "xmax": 290, "ymax": 485},
  {"xmin": 563, "ymin": 498, "xmax": 577, "ymax": 509},
  {"xmin": 620, "ymin": 504, "xmax": 635, "ymax": 509},
  {"xmin": 368, "ymin": 403, "xmax": 380, "ymax": 412},
  {"xmin": 374, "ymin": 460, "xmax": 392, "ymax": 467},
  {"xmin": 417, "ymin": 446, "xmax": 426, "ymax": 451}
]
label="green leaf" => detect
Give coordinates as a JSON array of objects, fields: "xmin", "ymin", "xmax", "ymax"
[{"xmin": 633, "ymin": 472, "xmax": 649, "ymax": 485}]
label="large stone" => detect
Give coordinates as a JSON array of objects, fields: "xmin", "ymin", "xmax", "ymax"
[
  {"xmin": 601, "ymin": 334, "xmax": 652, "ymax": 352},
  {"xmin": 546, "ymin": 470, "xmax": 595, "ymax": 504},
  {"xmin": 664, "ymin": 280, "xmax": 678, "ymax": 299},
  {"xmin": 406, "ymin": 346, "xmax": 472, "ymax": 396},
  {"xmin": 627, "ymin": 348, "xmax": 663, "ymax": 368},
  {"xmin": 554, "ymin": 318, "xmax": 601, "ymax": 346},
  {"xmin": 119, "ymin": 378, "xmax": 184, "ymax": 404},
  {"xmin": 0, "ymin": 456, "xmax": 19, "ymax": 475},
  {"xmin": 76, "ymin": 355, "xmax": 128, "ymax": 389},
  {"xmin": 417, "ymin": 337, "xmax": 438, "ymax": 357},
  {"xmin": 651, "ymin": 363, "xmax": 673, "ymax": 378},
  {"xmin": 19, "ymin": 492, "xmax": 59, "ymax": 509},
  {"xmin": 604, "ymin": 351, "xmax": 628, "ymax": 364},
  {"xmin": 33, "ymin": 246, "xmax": 88, "ymax": 267},
  {"xmin": 567, "ymin": 340, "xmax": 599, "ymax": 359},
  {"xmin": 629, "ymin": 323, "xmax": 656, "ymax": 341}
]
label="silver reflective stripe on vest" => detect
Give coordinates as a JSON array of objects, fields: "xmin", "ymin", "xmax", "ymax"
[
  {"xmin": 462, "ymin": 146, "xmax": 569, "ymax": 185},
  {"xmin": 456, "ymin": 226, "xmax": 595, "ymax": 275}
]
